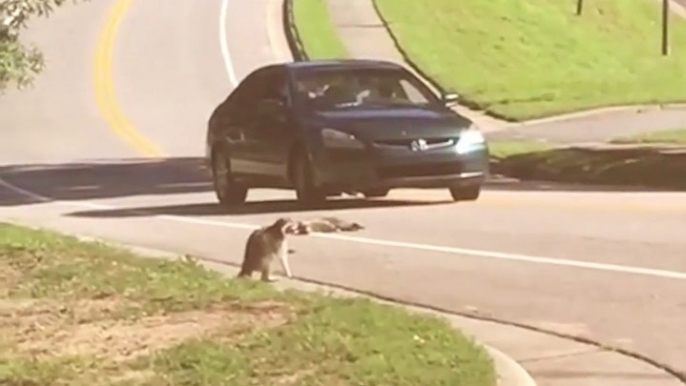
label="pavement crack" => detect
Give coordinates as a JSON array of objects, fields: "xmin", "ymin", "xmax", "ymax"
[{"xmin": 518, "ymin": 347, "xmax": 603, "ymax": 364}]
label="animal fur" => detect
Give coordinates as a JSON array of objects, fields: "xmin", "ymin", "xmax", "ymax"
[
  {"xmin": 290, "ymin": 216, "xmax": 364, "ymax": 235},
  {"xmin": 237, "ymin": 217, "xmax": 295, "ymax": 281}
]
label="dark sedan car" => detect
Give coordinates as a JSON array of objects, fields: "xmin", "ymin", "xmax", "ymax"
[{"xmin": 205, "ymin": 59, "xmax": 489, "ymax": 206}]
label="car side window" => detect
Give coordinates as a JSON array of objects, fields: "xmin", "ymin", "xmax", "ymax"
[
  {"xmin": 221, "ymin": 69, "xmax": 271, "ymax": 126},
  {"xmin": 398, "ymin": 79, "xmax": 426, "ymax": 103},
  {"xmin": 258, "ymin": 68, "xmax": 289, "ymax": 104},
  {"xmin": 232, "ymin": 72, "xmax": 266, "ymax": 109}
]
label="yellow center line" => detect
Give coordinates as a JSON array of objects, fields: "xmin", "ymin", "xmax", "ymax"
[
  {"xmin": 90, "ymin": 1, "xmax": 683, "ymax": 216},
  {"xmin": 94, "ymin": 0, "xmax": 167, "ymax": 158}
]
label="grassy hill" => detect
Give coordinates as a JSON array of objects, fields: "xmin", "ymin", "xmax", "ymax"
[
  {"xmin": 293, "ymin": 0, "xmax": 348, "ymax": 59},
  {"xmin": 375, "ymin": 0, "xmax": 686, "ymax": 120},
  {"xmin": 0, "ymin": 223, "xmax": 496, "ymax": 386}
]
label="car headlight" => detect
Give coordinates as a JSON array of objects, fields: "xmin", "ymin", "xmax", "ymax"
[
  {"xmin": 456, "ymin": 124, "xmax": 486, "ymax": 154},
  {"xmin": 321, "ymin": 128, "xmax": 365, "ymax": 149}
]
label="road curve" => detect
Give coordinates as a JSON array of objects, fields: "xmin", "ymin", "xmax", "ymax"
[{"xmin": 1, "ymin": 0, "xmax": 686, "ymax": 383}]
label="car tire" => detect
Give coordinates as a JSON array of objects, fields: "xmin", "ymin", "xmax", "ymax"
[
  {"xmin": 362, "ymin": 188, "xmax": 390, "ymax": 198},
  {"xmin": 449, "ymin": 185, "xmax": 481, "ymax": 202},
  {"xmin": 211, "ymin": 150, "xmax": 248, "ymax": 206},
  {"xmin": 293, "ymin": 150, "xmax": 326, "ymax": 205}
]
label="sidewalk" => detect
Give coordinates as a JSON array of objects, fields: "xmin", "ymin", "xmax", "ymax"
[
  {"xmin": 128, "ymin": 239, "xmax": 683, "ymax": 386},
  {"xmin": 312, "ymin": 1, "xmax": 686, "ymax": 385},
  {"xmin": 323, "ymin": 0, "xmax": 686, "ymax": 145},
  {"xmin": 3, "ymin": 173, "xmax": 684, "ymax": 386},
  {"xmin": 273, "ymin": 274, "xmax": 684, "ymax": 386}
]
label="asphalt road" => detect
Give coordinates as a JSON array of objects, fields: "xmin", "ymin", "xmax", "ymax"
[
  {"xmin": 484, "ymin": 106, "xmax": 686, "ymax": 144},
  {"xmin": 1, "ymin": 0, "xmax": 686, "ymax": 382}
]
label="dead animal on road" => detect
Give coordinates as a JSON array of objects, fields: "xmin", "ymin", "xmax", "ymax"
[
  {"xmin": 237, "ymin": 217, "xmax": 296, "ymax": 282},
  {"xmin": 290, "ymin": 216, "xmax": 364, "ymax": 235}
]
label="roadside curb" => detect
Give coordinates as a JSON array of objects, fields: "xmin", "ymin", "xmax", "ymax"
[
  {"xmin": 489, "ymin": 143, "xmax": 686, "ymax": 191},
  {"xmin": 281, "ymin": 0, "xmax": 508, "ymax": 133},
  {"xmin": 2, "ymin": 218, "xmax": 537, "ymax": 386},
  {"xmin": 282, "ymin": 0, "xmax": 309, "ymax": 61},
  {"xmin": 283, "ymin": 0, "xmax": 686, "ymax": 193},
  {"xmin": 286, "ymin": 0, "xmax": 686, "ymax": 131},
  {"xmin": 485, "ymin": 346, "xmax": 537, "ymax": 386},
  {"xmin": 3, "ymin": 216, "xmax": 686, "ymax": 384},
  {"xmin": 367, "ymin": 0, "xmax": 686, "ymax": 128},
  {"xmin": 504, "ymin": 103, "xmax": 686, "ymax": 128}
]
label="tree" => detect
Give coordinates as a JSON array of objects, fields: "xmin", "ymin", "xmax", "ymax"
[{"xmin": 0, "ymin": 0, "xmax": 84, "ymax": 92}]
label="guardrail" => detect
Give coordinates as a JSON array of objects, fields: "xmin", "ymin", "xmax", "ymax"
[{"xmin": 283, "ymin": 0, "xmax": 309, "ymax": 61}]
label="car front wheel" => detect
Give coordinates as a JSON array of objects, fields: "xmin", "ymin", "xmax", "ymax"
[
  {"xmin": 449, "ymin": 185, "xmax": 481, "ymax": 202},
  {"xmin": 362, "ymin": 188, "xmax": 390, "ymax": 198},
  {"xmin": 212, "ymin": 150, "xmax": 248, "ymax": 206},
  {"xmin": 292, "ymin": 150, "xmax": 326, "ymax": 205}
]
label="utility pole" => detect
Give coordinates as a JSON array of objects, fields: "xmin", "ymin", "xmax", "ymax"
[
  {"xmin": 662, "ymin": 0, "xmax": 670, "ymax": 56},
  {"xmin": 576, "ymin": 0, "xmax": 583, "ymax": 15}
]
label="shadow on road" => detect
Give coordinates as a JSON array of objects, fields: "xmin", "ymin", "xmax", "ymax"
[
  {"xmin": 1, "ymin": 157, "xmax": 675, "ymax": 213},
  {"xmin": 0, "ymin": 157, "xmax": 449, "ymax": 216},
  {"xmin": 64, "ymin": 197, "xmax": 450, "ymax": 218},
  {"xmin": 0, "ymin": 157, "xmax": 212, "ymax": 206}
]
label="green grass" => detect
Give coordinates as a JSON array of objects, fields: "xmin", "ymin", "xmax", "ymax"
[
  {"xmin": 489, "ymin": 141, "xmax": 686, "ymax": 189},
  {"xmin": 0, "ymin": 223, "xmax": 496, "ymax": 386},
  {"xmin": 293, "ymin": 0, "xmax": 349, "ymax": 59},
  {"xmin": 610, "ymin": 129, "xmax": 686, "ymax": 145},
  {"xmin": 375, "ymin": 0, "xmax": 686, "ymax": 121},
  {"xmin": 489, "ymin": 141, "xmax": 553, "ymax": 160}
]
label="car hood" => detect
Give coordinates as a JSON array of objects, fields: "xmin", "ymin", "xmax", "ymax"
[{"xmin": 309, "ymin": 106, "xmax": 471, "ymax": 141}]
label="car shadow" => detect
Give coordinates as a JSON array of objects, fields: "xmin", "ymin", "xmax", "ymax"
[
  {"xmin": 1, "ymin": 156, "xmax": 673, "ymax": 214},
  {"xmin": 0, "ymin": 157, "xmax": 212, "ymax": 206},
  {"xmin": 64, "ymin": 196, "xmax": 453, "ymax": 218},
  {"xmin": 0, "ymin": 157, "xmax": 453, "ymax": 217}
]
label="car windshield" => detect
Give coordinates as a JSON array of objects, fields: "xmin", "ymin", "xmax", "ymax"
[{"xmin": 292, "ymin": 67, "xmax": 439, "ymax": 110}]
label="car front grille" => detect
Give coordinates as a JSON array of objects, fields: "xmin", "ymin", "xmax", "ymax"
[
  {"xmin": 373, "ymin": 137, "xmax": 456, "ymax": 150},
  {"xmin": 378, "ymin": 161, "xmax": 462, "ymax": 179}
]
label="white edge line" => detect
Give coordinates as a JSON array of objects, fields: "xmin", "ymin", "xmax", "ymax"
[
  {"xmin": 314, "ymin": 233, "xmax": 686, "ymax": 280},
  {"xmin": 219, "ymin": 0, "xmax": 238, "ymax": 86},
  {"xmin": 209, "ymin": 0, "xmax": 686, "ymax": 280},
  {"xmin": 0, "ymin": 5, "xmax": 659, "ymax": 384},
  {"xmin": 2, "ymin": 176, "xmax": 686, "ymax": 281},
  {"xmin": 0, "ymin": 185, "xmax": 536, "ymax": 386}
]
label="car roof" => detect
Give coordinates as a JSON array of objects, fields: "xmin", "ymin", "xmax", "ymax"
[{"xmin": 284, "ymin": 59, "xmax": 405, "ymax": 72}]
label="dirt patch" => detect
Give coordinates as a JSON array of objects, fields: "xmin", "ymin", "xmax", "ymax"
[
  {"xmin": 0, "ymin": 262, "xmax": 20, "ymax": 295},
  {"xmin": 2, "ymin": 298, "xmax": 292, "ymax": 361},
  {"xmin": 1, "ymin": 297, "xmax": 130, "ymax": 332},
  {"xmin": 276, "ymin": 368, "xmax": 319, "ymax": 385},
  {"xmin": 107, "ymin": 369, "xmax": 157, "ymax": 384}
]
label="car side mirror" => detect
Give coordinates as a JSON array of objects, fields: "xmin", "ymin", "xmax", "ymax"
[{"xmin": 441, "ymin": 92, "xmax": 460, "ymax": 106}]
